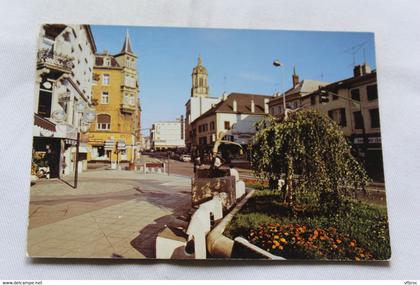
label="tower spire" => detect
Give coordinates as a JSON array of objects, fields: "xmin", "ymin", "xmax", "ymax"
[
  {"xmin": 292, "ymin": 65, "xmax": 300, "ymax": 88},
  {"xmin": 120, "ymin": 29, "xmax": 133, "ymax": 54},
  {"xmin": 198, "ymin": 54, "xmax": 202, "ymax": 66}
]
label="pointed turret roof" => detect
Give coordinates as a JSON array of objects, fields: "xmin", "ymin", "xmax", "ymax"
[
  {"xmin": 120, "ymin": 30, "xmax": 134, "ymax": 54},
  {"xmin": 192, "ymin": 54, "xmax": 207, "ymax": 74}
]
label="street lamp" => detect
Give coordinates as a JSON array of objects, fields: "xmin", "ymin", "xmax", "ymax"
[
  {"xmin": 73, "ymin": 101, "xmax": 96, "ymax": 189},
  {"xmin": 273, "ymin": 59, "xmax": 288, "ymax": 120}
]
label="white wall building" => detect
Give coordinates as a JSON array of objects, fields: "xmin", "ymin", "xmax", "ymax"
[
  {"xmin": 150, "ymin": 119, "xmax": 185, "ymax": 150},
  {"xmin": 190, "ymin": 92, "xmax": 271, "ymax": 157},
  {"xmin": 32, "ymin": 24, "xmax": 96, "ymax": 178}
]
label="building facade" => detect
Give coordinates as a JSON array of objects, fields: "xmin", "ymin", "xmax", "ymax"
[
  {"xmin": 190, "ymin": 92, "xmax": 271, "ymax": 158},
  {"xmin": 268, "ymin": 67, "xmax": 328, "ymax": 117},
  {"xmin": 32, "ymin": 24, "xmax": 96, "ymax": 179},
  {"xmin": 150, "ymin": 119, "xmax": 185, "ymax": 150},
  {"xmin": 185, "ymin": 56, "xmax": 220, "ymax": 150},
  {"xmin": 87, "ymin": 32, "xmax": 141, "ymax": 168},
  {"xmin": 269, "ymin": 64, "xmax": 383, "ymax": 181}
]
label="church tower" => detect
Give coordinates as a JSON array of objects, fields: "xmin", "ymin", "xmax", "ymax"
[{"xmin": 191, "ymin": 55, "xmax": 209, "ymax": 97}]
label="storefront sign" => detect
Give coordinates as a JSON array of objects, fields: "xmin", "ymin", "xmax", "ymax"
[
  {"xmin": 64, "ymin": 138, "xmax": 77, "ymax": 146},
  {"xmin": 353, "ymin": 136, "xmax": 381, "ymax": 144}
]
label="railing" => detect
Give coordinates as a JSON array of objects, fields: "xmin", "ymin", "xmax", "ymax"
[
  {"xmin": 37, "ymin": 48, "xmax": 73, "ymax": 72},
  {"xmin": 120, "ymin": 103, "xmax": 136, "ymax": 113}
]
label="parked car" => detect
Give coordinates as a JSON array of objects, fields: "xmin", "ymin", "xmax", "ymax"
[{"xmin": 179, "ymin": 154, "xmax": 191, "ymax": 162}]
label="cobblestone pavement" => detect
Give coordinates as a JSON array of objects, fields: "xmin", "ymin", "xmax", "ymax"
[{"xmin": 27, "ymin": 169, "xmax": 191, "ymax": 259}]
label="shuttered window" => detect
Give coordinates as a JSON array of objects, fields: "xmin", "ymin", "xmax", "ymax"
[{"xmin": 97, "ymin": 114, "xmax": 111, "ymax": 130}]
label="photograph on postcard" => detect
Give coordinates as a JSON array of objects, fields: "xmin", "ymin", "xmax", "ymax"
[{"xmin": 27, "ymin": 24, "xmax": 390, "ymax": 260}]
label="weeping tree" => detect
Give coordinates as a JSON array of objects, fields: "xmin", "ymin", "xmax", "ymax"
[{"xmin": 251, "ymin": 109, "xmax": 368, "ymax": 214}]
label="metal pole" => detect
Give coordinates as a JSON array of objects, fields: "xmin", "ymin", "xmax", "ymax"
[
  {"xmin": 360, "ymin": 109, "xmax": 368, "ymax": 195},
  {"xmin": 167, "ymin": 152, "xmax": 170, "ymax": 176},
  {"xmin": 74, "ymin": 131, "xmax": 80, "ymax": 189}
]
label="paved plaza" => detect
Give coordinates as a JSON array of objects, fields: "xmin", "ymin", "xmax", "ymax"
[{"xmin": 27, "ymin": 169, "xmax": 191, "ymax": 259}]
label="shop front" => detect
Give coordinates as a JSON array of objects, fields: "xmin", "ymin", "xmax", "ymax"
[{"xmin": 351, "ymin": 133, "xmax": 384, "ymax": 182}]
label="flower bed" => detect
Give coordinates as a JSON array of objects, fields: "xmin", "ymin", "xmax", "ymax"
[
  {"xmin": 248, "ymin": 223, "xmax": 373, "ymax": 260},
  {"xmin": 225, "ymin": 189, "xmax": 391, "ymax": 260}
]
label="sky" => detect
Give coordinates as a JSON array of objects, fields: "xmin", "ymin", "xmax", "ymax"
[{"xmin": 91, "ymin": 25, "xmax": 376, "ymax": 135}]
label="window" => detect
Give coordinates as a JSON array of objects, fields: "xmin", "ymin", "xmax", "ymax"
[
  {"xmin": 210, "ymin": 121, "xmax": 215, "ymax": 131},
  {"xmin": 224, "ymin": 121, "xmax": 230, "ymax": 130},
  {"xmin": 101, "ymin": 92, "xmax": 109, "ymax": 104},
  {"xmin": 199, "ymin": 137, "xmax": 207, "ymax": 145},
  {"xmin": 102, "ymin": 74, "xmax": 110, "ymax": 85},
  {"xmin": 367, "ymin": 84, "xmax": 378, "ymax": 101},
  {"xmin": 92, "ymin": 73, "xmax": 100, "ymax": 84},
  {"xmin": 319, "ymin": 93, "xmax": 328, "ymax": 104},
  {"xmin": 311, "ymin": 94, "xmax": 316, "ymax": 105},
  {"xmin": 130, "ymin": 96, "xmax": 134, "ymax": 105},
  {"xmin": 97, "ymin": 114, "xmax": 111, "ymax": 130},
  {"xmin": 369, "ymin": 108, "xmax": 380, "ymax": 128},
  {"xmin": 38, "ymin": 90, "xmax": 52, "ymax": 118},
  {"xmin": 353, "ymin": 111, "xmax": 364, "ymax": 129},
  {"xmin": 351, "ymin": 88, "xmax": 360, "ymax": 101},
  {"xmin": 328, "ymin": 108, "xmax": 347, "ymax": 127}
]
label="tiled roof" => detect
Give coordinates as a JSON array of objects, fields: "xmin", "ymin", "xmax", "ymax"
[
  {"xmin": 285, "ymin": 79, "xmax": 329, "ymax": 96},
  {"xmin": 94, "ymin": 55, "xmax": 120, "ymax": 67},
  {"xmin": 192, "ymin": 92, "xmax": 271, "ymax": 123}
]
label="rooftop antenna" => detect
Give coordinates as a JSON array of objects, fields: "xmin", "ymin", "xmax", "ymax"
[
  {"xmin": 363, "ymin": 47, "xmax": 367, "ymax": 64},
  {"xmin": 223, "ymin": 76, "xmax": 227, "ymax": 93},
  {"xmin": 341, "ymin": 41, "xmax": 367, "ymax": 67}
]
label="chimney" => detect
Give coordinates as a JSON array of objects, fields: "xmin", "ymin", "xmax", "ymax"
[
  {"xmin": 233, "ymin": 99, "xmax": 237, "ymax": 112},
  {"xmin": 292, "ymin": 66, "xmax": 299, "ymax": 88},
  {"xmin": 222, "ymin": 92, "xmax": 228, "ymax": 101},
  {"xmin": 251, "ymin": 99, "xmax": 255, "ymax": 113},
  {"xmin": 264, "ymin": 99, "xmax": 269, "ymax": 114},
  {"xmin": 353, "ymin": 63, "xmax": 371, "ymax": 77}
]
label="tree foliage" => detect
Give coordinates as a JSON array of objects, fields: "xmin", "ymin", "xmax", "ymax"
[{"xmin": 251, "ymin": 109, "xmax": 368, "ymax": 212}]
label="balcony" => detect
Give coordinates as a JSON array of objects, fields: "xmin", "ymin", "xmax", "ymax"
[
  {"xmin": 120, "ymin": 103, "xmax": 136, "ymax": 114},
  {"xmin": 37, "ymin": 48, "xmax": 73, "ymax": 77}
]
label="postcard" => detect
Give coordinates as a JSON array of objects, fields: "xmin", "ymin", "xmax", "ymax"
[{"xmin": 28, "ymin": 24, "xmax": 390, "ymax": 260}]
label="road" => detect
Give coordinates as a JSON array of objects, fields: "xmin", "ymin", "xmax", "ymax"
[{"xmin": 144, "ymin": 152, "xmax": 254, "ymax": 179}]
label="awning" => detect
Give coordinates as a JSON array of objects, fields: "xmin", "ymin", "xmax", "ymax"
[
  {"xmin": 117, "ymin": 139, "xmax": 126, "ymax": 150},
  {"xmin": 34, "ymin": 113, "xmax": 56, "ymax": 132},
  {"xmin": 104, "ymin": 139, "xmax": 115, "ymax": 150},
  {"xmin": 71, "ymin": 146, "xmax": 89, "ymax": 153}
]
